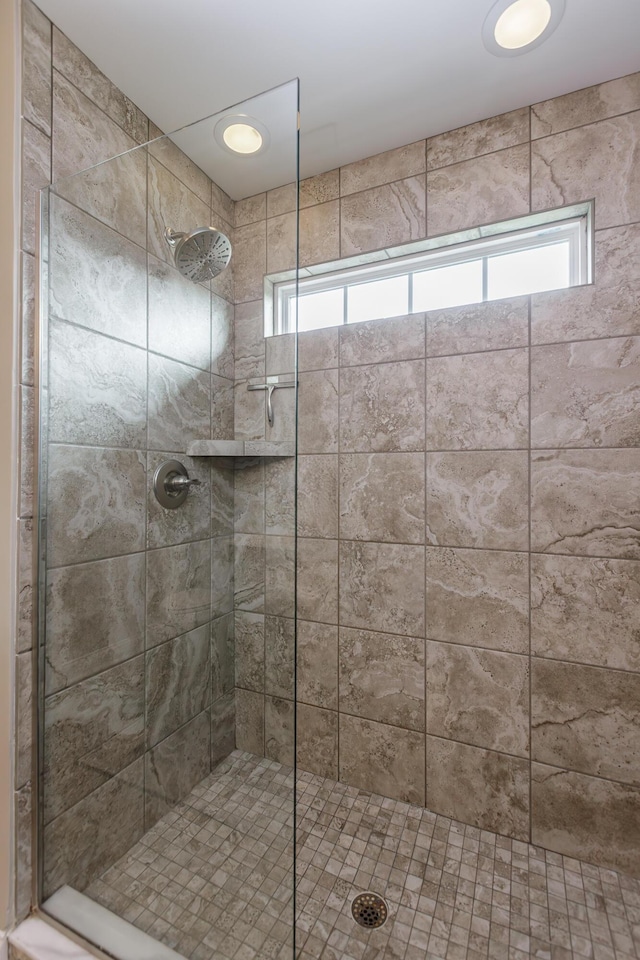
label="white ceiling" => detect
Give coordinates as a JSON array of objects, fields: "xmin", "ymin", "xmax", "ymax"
[{"xmin": 37, "ymin": 0, "xmax": 640, "ymax": 199}]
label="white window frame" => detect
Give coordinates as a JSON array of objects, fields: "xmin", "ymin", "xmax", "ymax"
[{"xmin": 268, "ymin": 206, "xmax": 591, "ymax": 336}]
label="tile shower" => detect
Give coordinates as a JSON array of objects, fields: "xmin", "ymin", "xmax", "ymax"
[{"xmin": 15, "ymin": 0, "xmax": 640, "ymax": 957}]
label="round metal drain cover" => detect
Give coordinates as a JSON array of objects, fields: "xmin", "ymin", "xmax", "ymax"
[{"xmin": 351, "ymin": 892, "xmax": 388, "ymax": 929}]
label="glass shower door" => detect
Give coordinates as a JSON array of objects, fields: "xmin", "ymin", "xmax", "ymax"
[{"xmin": 37, "ymin": 79, "xmax": 299, "ymax": 960}]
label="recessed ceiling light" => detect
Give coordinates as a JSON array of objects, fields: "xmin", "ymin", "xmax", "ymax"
[
  {"xmin": 482, "ymin": 0, "xmax": 565, "ymax": 57},
  {"xmin": 214, "ymin": 115, "xmax": 270, "ymax": 157}
]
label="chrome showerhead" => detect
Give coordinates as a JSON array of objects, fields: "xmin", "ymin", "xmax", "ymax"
[{"xmin": 164, "ymin": 226, "xmax": 232, "ymax": 283}]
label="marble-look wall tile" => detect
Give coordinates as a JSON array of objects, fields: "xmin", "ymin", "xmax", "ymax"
[
  {"xmin": 298, "ymin": 369, "xmax": 339, "ymax": 454},
  {"xmin": 298, "ymin": 328, "xmax": 339, "ymax": 372},
  {"xmin": 265, "ymin": 333, "xmax": 295, "ymax": 377},
  {"xmin": 145, "ymin": 712, "xmax": 210, "ymax": 829},
  {"xmin": 19, "ymin": 386, "xmax": 34, "ymax": 520},
  {"xmin": 148, "ymin": 256, "xmax": 211, "ymax": 371},
  {"xmin": 426, "ymin": 296, "xmax": 529, "ymax": 357},
  {"xmin": 265, "ymin": 696, "xmax": 294, "ymax": 766},
  {"xmin": 339, "ymin": 313, "xmax": 425, "ymax": 367},
  {"xmin": 209, "ymin": 180, "xmax": 234, "ymax": 230},
  {"xmin": 233, "ymin": 534, "xmax": 265, "ymax": 613},
  {"xmin": 15, "ymin": 783, "xmax": 33, "ymax": 919},
  {"xmin": 531, "ymin": 449, "xmax": 640, "ymax": 558},
  {"xmin": 341, "ymin": 141, "xmax": 425, "ymax": 195},
  {"xmin": 297, "ymin": 621, "xmax": 338, "ymax": 710},
  {"xmin": 341, "ymin": 176, "xmax": 426, "ymax": 256},
  {"xmin": 339, "ymin": 541, "xmax": 425, "ymax": 637},
  {"xmin": 531, "ymin": 659, "xmax": 640, "ymax": 785},
  {"xmin": 427, "ymin": 145, "xmax": 530, "ymax": 237},
  {"xmin": 234, "ymin": 462, "xmax": 265, "ymax": 535},
  {"xmin": 234, "ymin": 300, "xmax": 266, "ymax": 380},
  {"xmin": 427, "ymin": 108, "xmax": 530, "ymax": 170},
  {"xmin": 43, "ymin": 656, "xmax": 144, "ymax": 822},
  {"xmin": 211, "ymin": 375, "xmax": 235, "ymax": 441},
  {"xmin": 265, "ymin": 616, "xmax": 295, "ymax": 700},
  {"xmin": 211, "ymin": 614, "xmax": 234, "ymax": 702},
  {"xmin": 21, "ymin": 252, "xmax": 36, "ymax": 386},
  {"xmin": 147, "ymin": 452, "xmax": 211, "ymax": 549},
  {"xmin": 234, "ymin": 378, "xmax": 265, "ymax": 442},
  {"xmin": 47, "ymin": 446, "xmax": 146, "ymax": 567},
  {"xmin": 340, "ymin": 715, "xmax": 425, "ymax": 805},
  {"xmin": 301, "ymin": 169, "xmax": 340, "ymax": 207},
  {"xmin": 235, "ymin": 689, "xmax": 264, "ymax": 755},
  {"xmin": 147, "ymin": 354, "xmax": 211, "ymax": 451},
  {"xmin": 147, "ymin": 124, "xmax": 211, "ymax": 205},
  {"xmin": 48, "ymin": 197, "xmax": 147, "ymax": 347},
  {"xmin": 340, "ymin": 627, "xmax": 424, "ymax": 731},
  {"xmin": 235, "ymin": 192, "xmax": 266, "ymax": 226},
  {"xmin": 211, "ymin": 691, "xmax": 235, "ymax": 767},
  {"xmin": 297, "ymin": 705, "xmax": 338, "ymax": 779},
  {"xmin": 266, "ymin": 181, "xmax": 296, "ymax": 218},
  {"xmin": 265, "ymin": 458, "xmax": 295, "ymax": 536},
  {"xmin": 146, "ymin": 625, "xmax": 210, "ymax": 746},
  {"xmin": 43, "ymin": 758, "xmax": 144, "ymax": 897},
  {"xmin": 426, "ymin": 547, "xmax": 529, "ymax": 654},
  {"xmin": 211, "ymin": 293, "xmax": 235, "ymax": 380},
  {"xmin": 52, "ymin": 72, "xmax": 146, "ymax": 244},
  {"xmin": 268, "ymin": 203, "xmax": 340, "ymax": 271},
  {"xmin": 531, "ymin": 554, "xmax": 640, "ymax": 672},
  {"xmin": 299, "ymin": 201, "xmax": 340, "ymax": 267},
  {"xmin": 22, "ymin": 120, "xmax": 50, "ymax": 256},
  {"xmin": 48, "ymin": 320, "xmax": 147, "ymax": 447},
  {"xmin": 531, "ymin": 337, "xmax": 640, "ymax": 447},
  {"xmin": 22, "ymin": 0, "xmax": 52, "ymax": 137},
  {"xmin": 53, "ymin": 28, "xmax": 148, "ymax": 144},
  {"xmin": 532, "ymin": 225, "xmax": 640, "ymax": 344},
  {"xmin": 532, "ymin": 763, "xmax": 640, "ymax": 875},
  {"xmin": 427, "ymin": 642, "xmax": 529, "ymax": 757},
  {"xmin": 427, "ymin": 348, "xmax": 529, "ymax": 450},
  {"xmin": 427, "ymin": 737, "xmax": 529, "ymax": 840},
  {"xmin": 265, "ymin": 536, "xmax": 295, "ymax": 618},
  {"xmin": 234, "ymin": 611, "xmax": 264, "ymax": 692},
  {"xmin": 532, "ymin": 73, "xmax": 640, "ymax": 137},
  {"xmin": 45, "ymin": 554, "xmax": 145, "ymax": 694},
  {"xmin": 339, "ymin": 453, "xmax": 425, "ymax": 543},
  {"xmin": 146, "ymin": 539, "xmax": 211, "ymax": 647},
  {"xmin": 297, "ymin": 538, "xmax": 338, "ymax": 624},
  {"xmin": 147, "ymin": 156, "xmax": 211, "ymax": 265},
  {"xmin": 297, "ymin": 456, "xmax": 338, "ymax": 539},
  {"xmin": 207, "ymin": 459, "xmax": 236, "ymax": 538},
  {"xmin": 211, "ymin": 536, "xmax": 234, "ymax": 618},
  {"xmin": 427, "ymin": 451, "xmax": 529, "ymax": 550},
  {"xmin": 234, "ymin": 221, "xmax": 267, "ymax": 303},
  {"xmin": 340, "ymin": 360, "xmax": 425, "ymax": 453},
  {"xmin": 531, "ymin": 112, "xmax": 640, "ymax": 229},
  {"xmin": 17, "ymin": 519, "xmax": 34, "ymax": 654},
  {"xmin": 15, "ymin": 653, "xmax": 33, "ymax": 791}
]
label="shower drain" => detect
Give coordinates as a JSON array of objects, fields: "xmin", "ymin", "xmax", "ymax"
[{"xmin": 351, "ymin": 892, "xmax": 389, "ymax": 929}]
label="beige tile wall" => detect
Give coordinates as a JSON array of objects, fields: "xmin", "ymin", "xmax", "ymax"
[{"xmin": 234, "ymin": 69, "xmax": 640, "ymax": 876}]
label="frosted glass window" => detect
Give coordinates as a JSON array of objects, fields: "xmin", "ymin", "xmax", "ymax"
[
  {"xmin": 413, "ymin": 260, "xmax": 483, "ymax": 311},
  {"xmin": 293, "ymin": 289, "xmax": 344, "ymax": 331},
  {"xmin": 347, "ymin": 275, "xmax": 409, "ymax": 324},
  {"xmin": 487, "ymin": 241, "xmax": 571, "ymax": 299}
]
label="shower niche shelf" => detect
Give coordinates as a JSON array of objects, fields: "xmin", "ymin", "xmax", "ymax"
[{"xmin": 186, "ymin": 439, "xmax": 295, "ymax": 461}]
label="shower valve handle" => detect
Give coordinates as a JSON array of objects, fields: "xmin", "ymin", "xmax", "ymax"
[{"xmin": 164, "ymin": 473, "xmax": 201, "ymax": 494}]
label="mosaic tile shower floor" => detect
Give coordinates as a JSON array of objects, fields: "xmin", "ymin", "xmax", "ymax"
[{"xmin": 85, "ymin": 751, "xmax": 640, "ymax": 960}]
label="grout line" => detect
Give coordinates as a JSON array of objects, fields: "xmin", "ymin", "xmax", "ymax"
[{"xmin": 527, "ymin": 278, "xmax": 533, "ymax": 846}]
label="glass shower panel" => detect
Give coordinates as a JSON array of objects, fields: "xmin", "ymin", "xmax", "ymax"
[{"xmin": 37, "ymin": 80, "xmax": 299, "ymax": 960}]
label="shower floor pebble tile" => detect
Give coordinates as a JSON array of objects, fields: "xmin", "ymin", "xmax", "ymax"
[{"xmin": 84, "ymin": 751, "xmax": 640, "ymax": 960}]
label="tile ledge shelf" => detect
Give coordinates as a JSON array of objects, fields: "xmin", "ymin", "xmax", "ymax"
[{"xmin": 186, "ymin": 440, "xmax": 295, "ymax": 459}]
